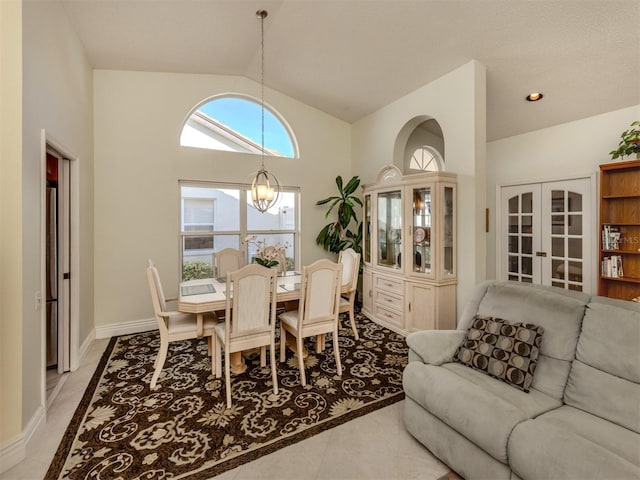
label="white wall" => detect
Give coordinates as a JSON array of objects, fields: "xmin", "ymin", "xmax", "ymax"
[
  {"xmin": 486, "ymin": 104, "xmax": 640, "ymax": 280},
  {"xmin": 0, "ymin": 0, "xmax": 24, "ymax": 446},
  {"xmin": 93, "ymin": 70, "xmax": 351, "ymax": 328},
  {"xmin": 18, "ymin": 0, "xmax": 93, "ymax": 441},
  {"xmin": 352, "ymin": 61, "xmax": 487, "ymax": 316}
]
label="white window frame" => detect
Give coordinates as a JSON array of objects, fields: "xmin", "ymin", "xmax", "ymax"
[{"xmin": 179, "ymin": 180, "xmax": 300, "ymax": 279}]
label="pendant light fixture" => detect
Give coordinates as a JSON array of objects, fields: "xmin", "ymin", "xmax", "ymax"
[{"xmin": 250, "ymin": 9, "xmax": 280, "ymax": 213}]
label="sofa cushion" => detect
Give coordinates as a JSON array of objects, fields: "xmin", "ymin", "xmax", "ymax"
[
  {"xmin": 509, "ymin": 406, "xmax": 640, "ymax": 480},
  {"xmin": 564, "ymin": 298, "xmax": 640, "ymax": 433},
  {"xmin": 403, "ymin": 361, "xmax": 561, "ymax": 463},
  {"xmin": 454, "ymin": 316, "xmax": 543, "ymax": 392},
  {"xmin": 457, "ymin": 281, "xmax": 588, "ymax": 400}
]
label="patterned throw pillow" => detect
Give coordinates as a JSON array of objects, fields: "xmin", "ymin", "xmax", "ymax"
[{"xmin": 454, "ymin": 316, "xmax": 544, "ymax": 393}]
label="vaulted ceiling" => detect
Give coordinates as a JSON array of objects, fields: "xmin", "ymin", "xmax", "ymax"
[{"xmin": 59, "ymin": 0, "xmax": 640, "ymax": 141}]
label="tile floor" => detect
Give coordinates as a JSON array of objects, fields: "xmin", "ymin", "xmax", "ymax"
[{"xmin": 1, "ymin": 338, "xmax": 451, "ymax": 480}]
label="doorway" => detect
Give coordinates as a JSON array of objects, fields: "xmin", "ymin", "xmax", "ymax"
[
  {"xmin": 45, "ymin": 147, "xmax": 71, "ymax": 401},
  {"xmin": 42, "ymin": 131, "xmax": 82, "ymax": 409},
  {"xmin": 498, "ymin": 177, "xmax": 596, "ymax": 294}
]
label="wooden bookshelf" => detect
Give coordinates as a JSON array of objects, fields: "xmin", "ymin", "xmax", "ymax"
[{"xmin": 598, "ymin": 159, "xmax": 640, "ymax": 301}]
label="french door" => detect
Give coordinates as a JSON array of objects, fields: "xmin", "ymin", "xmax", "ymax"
[{"xmin": 499, "ymin": 178, "xmax": 594, "ymax": 293}]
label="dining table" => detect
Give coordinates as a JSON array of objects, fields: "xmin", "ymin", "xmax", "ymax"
[{"xmin": 178, "ymin": 271, "xmax": 302, "ymax": 374}]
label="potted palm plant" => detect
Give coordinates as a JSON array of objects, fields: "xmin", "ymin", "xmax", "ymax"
[
  {"xmin": 610, "ymin": 120, "xmax": 640, "ymax": 160},
  {"xmin": 315, "ymin": 175, "xmax": 362, "ymax": 255}
]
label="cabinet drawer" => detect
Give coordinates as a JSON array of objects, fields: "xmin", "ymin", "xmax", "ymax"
[
  {"xmin": 375, "ymin": 290, "xmax": 403, "ymax": 311},
  {"xmin": 375, "ymin": 275, "xmax": 403, "ymax": 294},
  {"xmin": 374, "ymin": 304, "xmax": 403, "ymax": 328}
]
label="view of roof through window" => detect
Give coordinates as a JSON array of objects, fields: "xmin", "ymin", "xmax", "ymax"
[{"xmin": 180, "ymin": 96, "xmax": 296, "ymax": 158}]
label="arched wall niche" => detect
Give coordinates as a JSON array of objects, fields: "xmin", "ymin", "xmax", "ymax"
[{"xmin": 393, "ymin": 115, "xmax": 445, "ymax": 174}]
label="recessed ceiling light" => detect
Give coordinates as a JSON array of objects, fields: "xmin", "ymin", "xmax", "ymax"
[{"xmin": 526, "ymin": 92, "xmax": 544, "ymax": 102}]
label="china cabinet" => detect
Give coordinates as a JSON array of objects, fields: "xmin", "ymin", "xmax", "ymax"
[{"xmin": 361, "ymin": 164, "xmax": 457, "ymax": 335}]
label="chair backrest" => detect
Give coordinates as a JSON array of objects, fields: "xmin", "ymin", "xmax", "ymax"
[
  {"xmin": 224, "ymin": 264, "xmax": 277, "ymax": 342},
  {"xmin": 298, "ymin": 259, "xmax": 342, "ymax": 326},
  {"xmin": 146, "ymin": 259, "xmax": 167, "ymax": 314},
  {"xmin": 338, "ymin": 248, "xmax": 360, "ymax": 292},
  {"xmin": 214, "ymin": 248, "xmax": 245, "ymax": 277}
]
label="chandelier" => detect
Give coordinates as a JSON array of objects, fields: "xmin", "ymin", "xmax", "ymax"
[{"xmin": 250, "ymin": 9, "xmax": 280, "ymax": 213}]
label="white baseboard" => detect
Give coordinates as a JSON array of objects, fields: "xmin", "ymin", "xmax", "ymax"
[
  {"xmin": 95, "ymin": 317, "xmax": 156, "ymax": 339},
  {"xmin": 0, "ymin": 405, "xmax": 45, "ymax": 475},
  {"xmin": 78, "ymin": 327, "xmax": 96, "ymax": 362}
]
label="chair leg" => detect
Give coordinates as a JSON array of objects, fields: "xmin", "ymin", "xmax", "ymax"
[
  {"xmin": 207, "ymin": 336, "xmax": 212, "ymax": 356},
  {"xmin": 280, "ymin": 328, "xmax": 287, "ymax": 362},
  {"xmin": 151, "ymin": 338, "xmax": 168, "ymax": 389},
  {"xmin": 349, "ymin": 307, "xmax": 359, "ymax": 340},
  {"xmin": 260, "ymin": 346, "xmax": 267, "ymax": 367},
  {"xmin": 297, "ymin": 335, "xmax": 306, "ymax": 386},
  {"xmin": 270, "ymin": 339, "xmax": 278, "ymax": 396},
  {"xmin": 215, "ymin": 336, "xmax": 222, "ymax": 378},
  {"xmin": 225, "ymin": 347, "xmax": 232, "ymax": 408},
  {"xmin": 333, "ymin": 329, "xmax": 342, "ymax": 377}
]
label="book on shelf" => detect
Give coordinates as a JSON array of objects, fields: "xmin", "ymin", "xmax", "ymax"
[
  {"xmin": 601, "ymin": 225, "xmax": 621, "ymax": 250},
  {"xmin": 601, "ymin": 255, "xmax": 624, "ymax": 278}
]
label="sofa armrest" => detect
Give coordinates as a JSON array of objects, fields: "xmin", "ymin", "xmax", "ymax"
[{"xmin": 406, "ymin": 330, "xmax": 466, "ymax": 365}]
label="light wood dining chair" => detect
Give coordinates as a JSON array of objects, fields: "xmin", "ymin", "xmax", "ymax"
[
  {"xmin": 338, "ymin": 248, "xmax": 361, "ymax": 340},
  {"xmin": 146, "ymin": 259, "xmax": 218, "ymax": 389},
  {"xmin": 279, "ymin": 259, "xmax": 343, "ymax": 386},
  {"xmin": 213, "ymin": 248, "xmax": 245, "ymax": 278},
  {"xmin": 214, "ymin": 264, "xmax": 279, "ymax": 408}
]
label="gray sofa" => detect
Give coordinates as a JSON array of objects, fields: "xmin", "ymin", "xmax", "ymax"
[{"xmin": 403, "ymin": 280, "xmax": 640, "ymax": 480}]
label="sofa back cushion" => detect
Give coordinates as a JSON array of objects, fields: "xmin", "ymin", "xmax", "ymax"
[
  {"xmin": 458, "ymin": 281, "xmax": 589, "ymax": 399},
  {"xmin": 564, "ymin": 297, "xmax": 640, "ymax": 433}
]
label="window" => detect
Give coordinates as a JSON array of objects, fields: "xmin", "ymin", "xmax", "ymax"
[
  {"xmin": 180, "ymin": 181, "xmax": 299, "ymax": 280},
  {"xmin": 410, "ymin": 146, "xmax": 442, "ymax": 172},
  {"xmin": 180, "ymin": 95, "xmax": 297, "ymax": 158}
]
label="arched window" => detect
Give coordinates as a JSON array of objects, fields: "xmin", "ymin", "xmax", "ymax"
[
  {"xmin": 180, "ymin": 95, "xmax": 297, "ymax": 158},
  {"xmin": 409, "ymin": 146, "xmax": 442, "ymax": 172}
]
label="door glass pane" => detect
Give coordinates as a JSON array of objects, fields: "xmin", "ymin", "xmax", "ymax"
[
  {"xmin": 508, "ymin": 255, "xmax": 519, "ymax": 273},
  {"xmin": 568, "ymin": 191, "xmax": 582, "ymax": 212},
  {"xmin": 568, "ymin": 238, "xmax": 582, "ymax": 259},
  {"xmin": 509, "ymin": 196, "xmax": 519, "ymax": 214},
  {"xmin": 508, "ymin": 235, "xmax": 519, "ymax": 253},
  {"xmin": 552, "ymin": 237, "xmax": 564, "ymax": 257},
  {"xmin": 552, "ymin": 259, "xmax": 564, "ymax": 280},
  {"xmin": 568, "ymin": 261, "xmax": 583, "ymax": 283},
  {"xmin": 568, "ymin": 284, "xmax": 582, "ymax": 292},
  {"xmin": 522, "ymin": 215, "xmax": 532, "ymax": 234},
  {"xmin": 522, "ymin": 277, "xmax": 533, "ymax": 283},
  {"xmin": 522, "ymin": 257, "xmax": 532, "ymax": 276},
  {"xmin": 551, "ymin": 215, "xmax": 564, "ymax": 235},
  {"xmin": 522, "ymin": 236, "xmax": 532, "ymax": 255},
  {"xmin": 551, "ymin": 190, "xmax": 564, "ymax": 212},
  {"xmin": 522, "ymin": 193, "xmax": 533, "ymax": 213},
  {"xmin": 377, "ymin": 190, "xmax": 402, "ymax": 268},
  {"xmin": 568, "ymin": 215, "xmax": 582, "ymax": 235},
  {"xmin": 509, "ymin": 216, "xmax": 519, "ymax": 233}
]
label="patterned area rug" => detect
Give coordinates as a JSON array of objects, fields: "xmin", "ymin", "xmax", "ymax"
[{"xmin": 45, "ymin": 311, "xmax": 407, "ymax": 479}]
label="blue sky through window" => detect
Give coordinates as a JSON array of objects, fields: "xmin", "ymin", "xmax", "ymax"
[{"xmin": 199, "ymin": 98, "xmax": 294, "ymax": 158}]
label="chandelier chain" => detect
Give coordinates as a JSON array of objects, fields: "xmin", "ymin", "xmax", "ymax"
[{"xmin": 260, "ymin": 10, "xmax": 265, "ymax": 168}]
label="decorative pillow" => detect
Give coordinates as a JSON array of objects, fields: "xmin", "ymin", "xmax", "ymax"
[{"xmin": 454, "ymin": 316, "xmax": 544, "ymax": 393}]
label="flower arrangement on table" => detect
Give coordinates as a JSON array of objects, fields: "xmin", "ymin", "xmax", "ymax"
[{"xmin": 242, "ymin": 235, "xmax": 289, "ymax": 268}]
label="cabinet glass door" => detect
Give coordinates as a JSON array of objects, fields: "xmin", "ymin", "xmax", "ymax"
[
  {"xmin": 377, "ymin": 190, "xmax": 402, "ymax": 269},
  {"xmin": 364, "ymin": 194, "xmax": 371, "ymax": 264},
  {"xmin": 443, "ymin": 186, "xmax": 455, "ymax": 277},
  {"xmin": 412, "ymin": 187, "xmax": 431, "ymax": 274}
]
